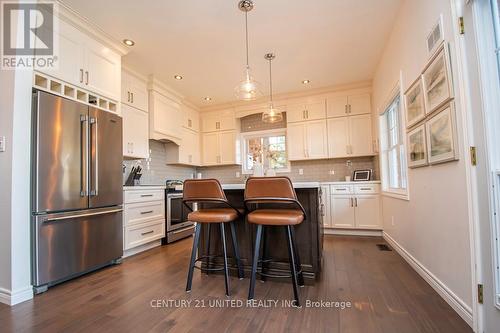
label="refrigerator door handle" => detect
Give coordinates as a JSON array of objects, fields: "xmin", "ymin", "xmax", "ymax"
[
  {"xmin": 44, "ymin": 208, "xmax": 123, "ymax": 223},
  {"xmin": 90, "ymin": 116, "xmax": 99, "ymax": 196},
  {"xmin": 80, "ymin": 114, "xmax": 89, "ymax": 197}
]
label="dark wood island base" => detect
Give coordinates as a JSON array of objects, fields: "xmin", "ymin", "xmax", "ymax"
[{"xmin": 195, "ymin": 185, "xmax": 324, "ymax": 283}]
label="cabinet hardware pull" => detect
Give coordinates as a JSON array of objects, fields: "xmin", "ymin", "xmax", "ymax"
[
  {"xmin": 141, "ymin": 230, "xmax": 154, "ymax": 236},
  {"xmin": 80, "ymin": 69, "xmax": 84, "ymax": 83},
  {"xmin": 345, "ymin": 105, "xmax": 348, "ymax": 114},
  {"xmin": 140, "ymin": 194, "xmax": 154, "ymax": 197},
  {"xmin": 131, "ymin": 92, "xmax": 134, "ymax": 103},
  {"xmin": 350, "ymin": 198, "xmax": 353, "ymax": 207},
  {"xmin": 85, "ymin": 71, "xmax": 89, "ymax": 85},
  {"xmin": 127, "ymin": 91, "xmax": 130, "ymax": 102},
  {"xmin": 140, "ymin": 210, "xmax": 153, "ymax": 215},
  {"xmin": 355, "ymin": 198, "xmax": 358, "ymax": 207},
  {"xmin": 336, "ymin": 189, "xmax": 346, "ymax": 191},
  {"xmin": 360, "ymin": 187, "xmax": 371, "ymax": 190}
]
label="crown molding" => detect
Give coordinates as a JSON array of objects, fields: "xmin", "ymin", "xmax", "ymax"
[
  {"xmin": 121, "ymin": 65, "xmax": 149, "ymax": 83},
  {"xmin": 199, "ymin": 80, "xmax": 372, "ymax": 112},
  {"xmin": 57, "ymin": 1, "xmax": 129, "ymax": 56}
]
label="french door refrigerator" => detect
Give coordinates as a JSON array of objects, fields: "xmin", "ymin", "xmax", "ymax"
[{"xmin": 31, "ymin": 90, "xmax": 123, "ymax": 293}]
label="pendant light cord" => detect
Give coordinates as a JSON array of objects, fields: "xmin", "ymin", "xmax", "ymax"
[
  {"xmin": 245, "ymin": 11, "xmax": 249, "ymax": 68},
  {"xmin": 268, "ymin": 58, "xmax": 273, "ymax": 104}
]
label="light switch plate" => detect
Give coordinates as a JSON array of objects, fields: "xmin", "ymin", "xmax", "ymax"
[
  {"xmin": 298, "ymin": 168, "xmax": 304, "ymax": 175},
  {"xmin": 0, "ymin": 136, "xmax": 5, "ymax": 152},
  {"xmin": 329, "ymin": 170, "xmax": 335, "ymax": 175},
  {"xmin": 236, "ymin": 172, "xmax": 240, "ymax": 178}
]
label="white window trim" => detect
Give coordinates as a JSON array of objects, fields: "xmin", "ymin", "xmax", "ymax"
[
  {"xmin": 378, "ymin": 79, "xmax": 410, "ymax": 201},
  {"xmin": 240, "ymin": 128, "xmax": 291, "ymax": 175}
]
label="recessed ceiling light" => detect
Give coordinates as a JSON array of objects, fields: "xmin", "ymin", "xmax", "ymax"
[
  {"xmin": 302, "ymin": 79, "xmax": 311, "ymax": 84},
  {"xmin": 203, "ymin": 97, "xmax": 212, "ymax": 101},
  {"xmin": 123, "ymin": 39, "xmax": 135, "ymax": 46},
  {"xmin": 174, "ymin": 75, "xmax": 183, "ymax": 80}
]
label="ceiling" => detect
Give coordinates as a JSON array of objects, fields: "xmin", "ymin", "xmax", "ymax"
[{"xmin": 62, "ymin": 0, "xmax": 402, "ymax": 108}]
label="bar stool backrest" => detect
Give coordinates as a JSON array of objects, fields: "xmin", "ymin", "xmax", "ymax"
[
  {"xmin": 183, "ymin": 179, "xmax": 227, "ymax": 203},
  {"xmin": 244, "ymin": 176, "xmax": 297, "ymax": 203}
]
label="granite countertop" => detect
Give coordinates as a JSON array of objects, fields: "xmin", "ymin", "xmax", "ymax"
[{"xmin": 221, "ymin": 182, "xmax": 320, "ymax": 190}]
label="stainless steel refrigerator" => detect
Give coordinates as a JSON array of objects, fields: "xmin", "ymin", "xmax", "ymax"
[{"xmin": 31, "ymin": 90, "xmax": 123, "ymax": 293}]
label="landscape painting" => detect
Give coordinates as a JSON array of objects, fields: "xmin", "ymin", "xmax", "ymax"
[
  {"xmin": 422, "ymin": 44, "xmax": 453, "ymax": 114},
  {"xmin": 425, "ymin": 103, "xmax": 457, "ymax": 164},
  {"xmin": 405, "ymin": 78, "xmax": 425, "ymax": 128},
  {"xmin": 407, "ymin": 124, "xmax": 427, "ymax": 168}
]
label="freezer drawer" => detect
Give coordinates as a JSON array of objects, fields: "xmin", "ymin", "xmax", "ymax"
[{"xmin": 33, "ymin": 207, "xmax": 123, "ymax": 287}]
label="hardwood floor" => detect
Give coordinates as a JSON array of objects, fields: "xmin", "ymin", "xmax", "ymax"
[{"xmin": 0, "ymin": 236, "xmax": 472, "ymax": 333}]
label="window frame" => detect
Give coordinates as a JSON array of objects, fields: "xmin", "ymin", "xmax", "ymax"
[
  {"xmin": 379, "ymin": 81, "xmax": 409, "ymax": 200},
  {"xmin": 240, "ymin": 128, "xmax": 290, "ymax": 175}
]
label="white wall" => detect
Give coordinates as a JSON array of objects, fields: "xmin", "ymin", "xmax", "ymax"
[{"xmin": 372, "ymin": 0, "xmax": 473, "ymax": 325}]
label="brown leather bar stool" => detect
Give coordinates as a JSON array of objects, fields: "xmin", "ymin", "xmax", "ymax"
[
  {"xmin": 244, "ymin": 176, "xmax": 305, "ymax": 307},
  {"xmin": 183, "ymin": 179, "xmax": 244, "ymax": 297}
]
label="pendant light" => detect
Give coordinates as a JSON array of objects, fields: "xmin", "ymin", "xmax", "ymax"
[
  {"xmin": 262, "ymin": 53, "xmax": 283, "ymax": 123},
  {"xmin": 235, "ymin": 0, "xmax": 262, "ymax": 101}
]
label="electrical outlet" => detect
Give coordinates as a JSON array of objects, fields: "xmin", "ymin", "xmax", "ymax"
[
  {"xmin": 0, "ymin": 136, "xmax": 5, "ymax": 152},
  {"xmin": 391, "ymin": 216, "xmax": 395, "ymax": 226},
  {"xmin": 299, "ymin": 168, "xmax": 304, "ymax": 175},
  {"xmin": 329, "ymin": 170, "xmax": 335, "ymax": 175},
  {"xmin": 236, "ymin": 171, "xmax": 240, "ymax": 178}
]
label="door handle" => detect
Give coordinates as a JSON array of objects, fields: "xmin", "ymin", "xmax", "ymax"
[
  {"xmin": 141, "ymin": 230, "xmax": 154, "ymax": 236},
  {"xmin": 131, "ymin": 92, "xmax": 134, "ymax": 103},
  {"xmin": 127, "ymin": 91, "xmax": 130, "ymax": 102},
  {"xmin": 90, "ymin": 117, "xmax": 98, "ymax": 196},
  {"xmin": 85, "ymin": 71, "xmax": 89, "ymax": 85},
  {"xmin": 355, "ymin": 198, "xmax": 358, "ymax": 207},
  {"xmin": 140, "ymin": 210, "xmax": 154, "ymax": 215},
  {"xmin": 80, "ymin": 114, "xmax": 88, "ymax": 197},
  {"xmin": 44, "ymin": 208, "xmax": 123, "ymax": 223},
  {"xmin": 350, "ymin": 198, "xmax": 353, "ymax": 207},
  {"xmin": 140, "ymin": 194, "xmax": 154, "ymax": 197},
  {"xmin": 80, "ymin": 69, "xmax": 84, "ymax": 83}
]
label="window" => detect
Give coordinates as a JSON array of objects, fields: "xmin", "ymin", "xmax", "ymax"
[
  {"xmin": 241, "ymin": 129, "xmax": 289, "ymax": 174},
  {"xmin": 379, "ymin": 91, "xmax": 408, "ymax": 198}
]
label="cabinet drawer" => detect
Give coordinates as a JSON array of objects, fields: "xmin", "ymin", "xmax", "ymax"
[
  {"xmin": 124, "ymin": 201, "xmax": 165, "ymax": 227},
  {"xmin": 331, "ymin": 185, "xmax": 353, "ymax": 194},
  {"xmin": 353, "ymin": 184, "xmax": 380, "ymax": 194},
  {"xmin": 124, "ymin": 221, "xmax": 165, "ymax": 250},
  {"xmin": 124, "ymin": 189, "xmax": 164, "ymax": 204}
]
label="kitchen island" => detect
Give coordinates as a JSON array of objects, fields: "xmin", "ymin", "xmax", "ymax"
[{"xmin": 196, "ymin": 182, "xmax": 323, "ymax": 283}]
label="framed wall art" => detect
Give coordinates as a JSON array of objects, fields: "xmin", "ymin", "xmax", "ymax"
[
  {"xmin": 425, "ymin": 102, "xmax": 458, "ymax": 165},
  {"xmin": 404, "ymin": 78, "xmax": 426, "ymax": 128},
  {"xmin": 422, "ymin": 43, "xmax": 453, "ymax": 115}
]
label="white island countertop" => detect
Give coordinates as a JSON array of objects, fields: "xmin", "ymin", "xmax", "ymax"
[
  {"xmin": 221, "ymin": 182, "xmax": 320, "ymax": 190},
  {"xmin": 123, "ymin": 185, "xmax": 165, "ymax": 190},
  {"xmin": 319, "ymin": 180, "xmax": 381, "ymax": 185}
]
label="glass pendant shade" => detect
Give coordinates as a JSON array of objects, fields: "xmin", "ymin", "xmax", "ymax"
[
  {"xmin": 262, "ymin": 103, "xmax": 283, "ymax": 123},
  {"xmin": 234, "ymin": 67, "xmax": 262, "ymax": 101}
]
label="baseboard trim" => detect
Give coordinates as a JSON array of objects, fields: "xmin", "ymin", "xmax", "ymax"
[
  {"xmin": 123, "ymin": 240, "xmax": 162, "ymax": 258},
  {"xmin": 324, "ymin": 228, "xmax": 383, "ymax": 237},
  {"xmin": 0, "ymin": 286, "xmax": 33, "ymax": 306},
  {"xmin": 383, "ymin": 232, "xmax": 473, "ymax": 327}
]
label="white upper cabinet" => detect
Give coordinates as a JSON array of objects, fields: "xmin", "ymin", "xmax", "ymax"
[
  {"xmin": 286, "ymin": 101, "xmax": 326, "ymax": 123},
  {"xmin": 328, "ymin": 114, "xmax": 374, "ymax": 158},
  {"xmin": 201, "ymin": 131, "xmax": 239, "ymax": 166},
  {"xmin": 122, "ymin": 104, "xmax": 149, "ymax": 159},
  {"xmin": 165, "ymin": 128, "xmax": 201, "ymax": 166},
  {"xmin": 36, "ymin": 20, "xmax": 121, "ymax": 101},
  {"xmin": 287, "ymin": 120, "xmax": 328, "ymax": 161},
  {"xmin": 202, "ymin": 110, "xmax": 236, "ymax": 132},
  {"xmin": 202, "ymin": 132, "xmax": 220, "ymax": 165},
  {"xmin": 122, "ymin": 70, "xmax": 148, "ymax": 112},
  {"xmin": 182, "ymin": 105, "xmax": 200, "ymax": 132},
  {"xmin": 149, "ymin": 91, "xmax": 182, "ymax": 144},
  {"xmin": 327, "ymin": 93, "xmax": 371, "ymax": 118}
]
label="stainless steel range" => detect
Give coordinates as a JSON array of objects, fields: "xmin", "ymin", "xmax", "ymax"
[{"xmin": 162, "ymin": 180, "xmax": 195, "ymax": 244}]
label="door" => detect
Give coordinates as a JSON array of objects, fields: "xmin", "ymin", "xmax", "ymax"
[
  {"xmin": 152, "ymin": 92, "xmax": 182, "ymax": 139},
  {"xmin": 327, "ymin": 117, "xmax": 349, "ymax": 158},
  {"xmin": 83, "ymin": 36, "xmax": 121, "ymax": 100},
  {"xmin": 122, "ymin": 104, "xmax": 149, "ymax": 159},
  {"xmin": 202, "ymin": 132, "xmax": 219, "ymax": 165},
  {"xmin": 33, "ymin": 91, "xmax": 89, "ymax": 213},
  {"xmin": 331, "ymin": 196, "xmax": 355, "ymax": 228},
  {"xmin": 304, "ymin": 101, "xmax": 326, "ymax": 120},
  {"xmin": 219, "ymin": 131, "xmax": 237, "ymax": 164},
  {"xmin": 354, "ymin": 195, "xmax": 380, "ymax": 229},
  {"xmin": 180, "ymin": 129, "xmax": 200, "ymax": 165},
  {"xmin": 348, "ymin": 94, "xmax": 371, "ymax": 115},
  {"xmin": 287, "ymin": 123, "xmax": 306, "ymax": 160},
  {"xmin": 286, "ymin": 104, "xmax": 307, "ymax": 123},
  {"xmin": 305, "ymin": 120, "xmax": 328, "ymax": 159},
  {"xmin": 128, "ymin": 75, "xmax": 148, "ymax": 112},
  {"xmin": 89, "ymin": 108, "xmax": 123, "ymax": 208},
  {"xmin": 327, "ymin": 95, "xmax": 348, "ymax": 118},
  {"xmin": 349, "ymin": 114, "xmax": 374, "ymax": 156},
  {"xmin": 33, "ymin": 207, "xmax": 123, "ymax": 286}
]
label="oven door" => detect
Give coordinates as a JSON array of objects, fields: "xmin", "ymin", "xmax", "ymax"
[{"xmin": 167, "ymin": 194, "xmax": 193, "ymax": 232}]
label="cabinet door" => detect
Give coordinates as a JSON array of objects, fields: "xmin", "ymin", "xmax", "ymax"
[
  {"xmin": 201, "ymin": 115, "xmax": 218, "ymax": 132},
  {"xmin": 36, "ymin": 20, "xmax": 85, "ymax": 87},
  {"xmin": 128, "ymin": 74, "xmax": 148, "ymax": 112},
  {"xmin": 305, "ymin": 120, "xmax": 328, "ymax": 159},
  {"xmin": 83, "ymin": 36, "xmax": 121, "ymax": 100},
  {"xmin": 331, "ymin": 196, "xmax": 355, "ymax": 228},
  {"xmin": 219, "ymin": 115, "xmax": 236, "ymax": 131},
  {"xmin": 219, "ymin": 131, "xmax": 237, "ymax": 164},
  {"xmin": 354, "ymin": 195, "xmax": 381, "ymax": 229},
  {"xmin": 151, "ymin": 92, "xmax": 181, "ymax": 140},
  {"xmin": 121, "ymin": 70, "xmax": 131, "ymax": 104},
  {"xmin": 183, "ymin": 107, "xmax": 200, "ymax": 132},
  {"xmin": 327, "ymin": 117, "xmax": 349, "ymax": 158},
  {"xmin": 348, "ymin": 94, "xmax": 371, "ymax": 115},
  {"xmin": 122, "ymin": 105, "xmax": 149, "ymax": 159},
  {"xmin": 320, "ymin": 186, "xmax": 331, "ymax": 227},
  {"xmin": 349, "ymin": 114, "xmax": 373, "ymax": 156},
  {"xmin": 180, "ymin": 129, "xmax": 200, "ymax": 165},
  {"xmin": 202, "ymin": 132, "xmax": 219, "ymax": 165},
  {"xmin": 327, "ymin": 95, "xmax": 348, "ymax": 118},
  {"xmin": 286, "ymin": 104, "xmax": 307, "ymax": 123},
  {"xmin": 287, "ymin": 123, "xmax": 306, "ymax": 160},
  {"xmin": 304, "ymin": 101, "xmax": 326, "ymax": 120}
]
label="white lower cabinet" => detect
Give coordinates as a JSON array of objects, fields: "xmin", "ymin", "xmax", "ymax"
[
  {"xmin": 123, "ymin": 188, "xmax": 165, "ymax": 255},
  {"xmin": 324, "ymin": 183, "xmax": 381, "ymax": 230}
]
